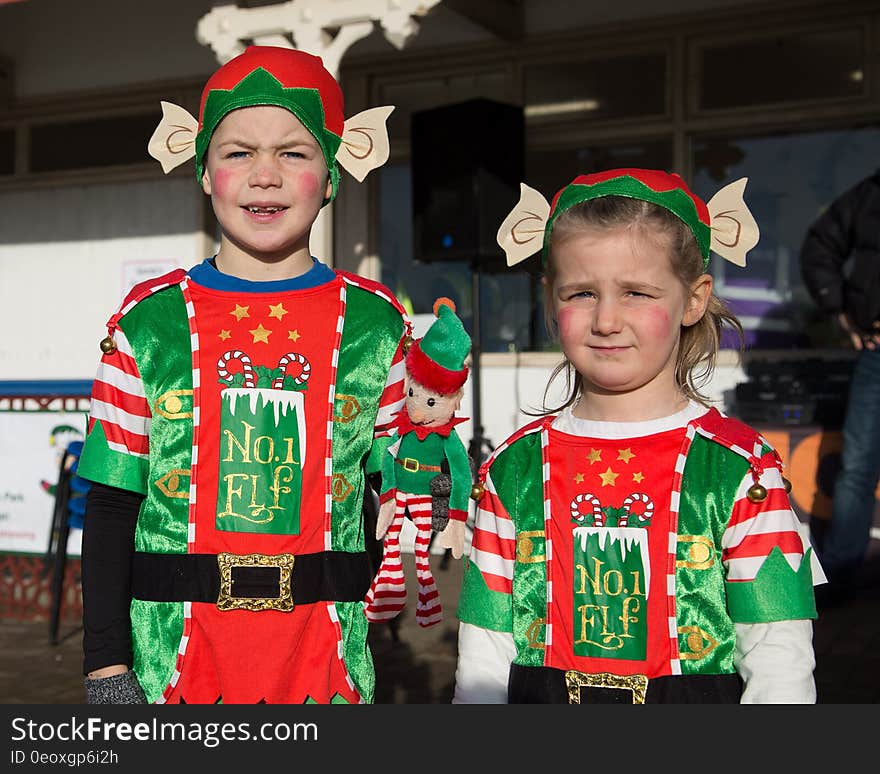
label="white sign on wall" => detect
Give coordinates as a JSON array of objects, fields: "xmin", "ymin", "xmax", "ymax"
[
  {"xmin": 0, "ymin": 412, "xmax": 88, "ymax": 556},
  {"xmin": 121, "ymin": 259, "xmax": 181, "ymax": 297}
]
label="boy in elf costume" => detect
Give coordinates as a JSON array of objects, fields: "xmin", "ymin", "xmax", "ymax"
[
  {"xmin": 453, "ymin": 169, "xmax": 824, "ymax": 703},
  {"xmin": 365, "ymin": 298, "xmax": 472, "ymax": 627},
  {"xmin": 78, "ymin": 46, "xmax": 411, "ymax": 704}
]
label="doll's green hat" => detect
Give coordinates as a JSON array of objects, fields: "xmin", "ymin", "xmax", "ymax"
[
  {"xmin": 406, "ymin": 298, "xmax": 471, "ymax": 394},
  {"xmin": 195, "ymin": 45, "xmax": 344, "ymax": 204}
]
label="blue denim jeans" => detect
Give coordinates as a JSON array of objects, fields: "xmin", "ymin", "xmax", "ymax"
[{"xmin": 821, "ymin": 347, "xmax": 880, "ymax": 577}]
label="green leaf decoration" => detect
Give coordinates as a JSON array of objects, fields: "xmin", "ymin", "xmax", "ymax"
[{"xmin": 726, "ymin": 546, "xmax": 818, "ymax": 622}]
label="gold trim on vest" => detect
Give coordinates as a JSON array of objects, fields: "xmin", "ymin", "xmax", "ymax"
[
  {"xmin": 154, "ymin": 389, "xmax": 194, "ymax": 419},
  {"xmin": 333, "ymin": 393, "xmax": 361, "ymax": 423},
  {"xmin": 677, "ymin": 625, "xmax": 719, "ymax": 660},
  {"xmin": 525, "ymin": 617, "xmax": 546, "ymax": 650},
  {"xmin": 676, "ymin": 535, "xmax": 715, "ymax": 570},
  {"xmin": 517, "ymin": 530, "xmax": 545, "ymax": 563},
  {"xmin": 154, "ymin": 468, "xmax": 191, "ymax": 498},
  {"xmin": 331, "ymin": 473, "xmax": 353, "ymax": 502}
]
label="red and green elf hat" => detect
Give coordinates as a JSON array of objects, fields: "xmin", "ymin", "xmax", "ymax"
[
  {"xmin": 544, "ymin": 168, "xmax": 713, "ymax": 267},
  {"xmin": 406, "ymin": 298, "xmax": 472, "ymax": 394},
  {"xmin": 195, "ymin": 45, "xmax": 345, "ymax": 203}
]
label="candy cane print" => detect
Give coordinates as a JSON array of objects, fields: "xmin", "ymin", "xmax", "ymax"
[
  {"xmin": 621, "ymin": 492, "xmax": 654, "ymax": 526},
  {"xmin": 217, "ymin": 350, "xmax": 256, "ymax": 388},
  {"xmin": 570, "ymin": 493, "xmax": 603, "ymax": 527},
  {"xmin": 272, "ymin": 352, "xmax": 311, "ymax": 389}
]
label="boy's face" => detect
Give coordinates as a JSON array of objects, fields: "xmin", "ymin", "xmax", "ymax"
[{"xmin": 201, "ymin": 105, "xmax": 332, "ymax": 265}]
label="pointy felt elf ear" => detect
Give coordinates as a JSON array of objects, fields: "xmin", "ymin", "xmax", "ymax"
[
  {"xmin": 335, "ymin": 106, "xmax": 395, "ymax": 182},
  {"xmin": 496, "ymin": 183, "xmax": 552, "ymax": 266},
  {"xmin": 147, "ymin": 102, "xmax": 199, "ymax": 174},
  {"xmin": 707, "ymin": 177, "xmax": 760, "ymax": 267}
]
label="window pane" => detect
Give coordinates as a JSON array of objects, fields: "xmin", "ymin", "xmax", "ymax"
[
  {"xmin": 29, "ymin": 113, "xmax": 158, "ymax": 172},
  {"xmin": 379, "ymin": 71, "xmax": 511, "ymax": 143},
  {"xmin": 525, "ymin": 51, "xmax": 666, "ymax": 122},
  {"xmin": 692, "ymin": 126, "xmax": 880, "ymax": 349},
  {"xmin": 698, "ymin": 28, "xmax": 864, "ymax": 110},
  {"xmin": 0, "ymin": 128, "xmax": 13, "ymax": 175},
  {"xmin": 525, "ymin": 141, "xmax": 673, "ymax": 202},
  {"xmin": 379, "ymin": 162, "xmax": 534, "ymax": 354}
]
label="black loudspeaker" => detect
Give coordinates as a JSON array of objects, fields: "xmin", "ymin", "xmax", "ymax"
[{"xmin": 411, "ymin": 98, "xmax": 524, "ymax": 267}]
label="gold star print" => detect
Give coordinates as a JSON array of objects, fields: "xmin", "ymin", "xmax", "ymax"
[
  {"xmin": 617, "ymin": 448, "xmax": 635, "ymax": 463},
  {"xmin": 599, "ymin": 467, "xmax": 619, "ymax": 487},
  {"xmin": 268, "ymin": 303, "xmax": 288, "ymax": 320},
  {"xmin": 574, "ymin": 473, "xmax": 585, "ymax": 484},
  {"xmin": 633, "ymin": 472, "xmax": 645, "ymax": 483},
  {"xmin": 250, "ymin": 324, "xmax": 272, "ymax": 344},
  {"xmin": 218, "ymin": 329, "xmax": 231, "ymax": 341},
  {"xmin": 230, "ymin": 304, "xmax": 250, "ymax": 321},
  {"xmin": 587, "ymin": 448, "xmax": 602, "ymax": 465},
  {"xmin": 288, "ymin": 329, "xmax": 301, "ymax": 342}
]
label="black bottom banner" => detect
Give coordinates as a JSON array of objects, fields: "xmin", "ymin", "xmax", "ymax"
[{"xmin": 0, "ymin": 704, "xmax": 862, "ymax": 770}]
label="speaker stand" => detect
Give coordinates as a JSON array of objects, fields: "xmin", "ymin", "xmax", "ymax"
[{"xmin": 468, "ymin": 258, "xmax": 487, "ymax": 467}]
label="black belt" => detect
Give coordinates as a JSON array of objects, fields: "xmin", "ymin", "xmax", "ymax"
[
  {"xmin": 508, "ymin": 664, "xmax": 743, "ymax": 704},
  {"xmin": 131, "ymin": 550, "xmax": 372, "ymax": 612}
]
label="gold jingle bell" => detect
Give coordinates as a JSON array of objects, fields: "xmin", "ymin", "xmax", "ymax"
[
  {"xmin": 783, "ymin": 476, "xmax": 792, "ymax": 493},
  {"xmin": 470, "ymin": 482, "xmax": 486, "ymax": 501},
  {"xmin": 402, "ymin": 335, "xmax": 415, "ymax": 355},
  {"xmin": 99, "ymin": 336, "xmax": 117, "ymax": 354},
  {"xmin": 747, "ymin": 483, "xmax": 768, "ymax": 502}
]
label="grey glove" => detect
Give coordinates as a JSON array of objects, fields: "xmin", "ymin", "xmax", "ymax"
[
  {"xmin": 429, "ymin": 473, "xmax": 452, "ymax": 532},
  {"xmin": 84, "ymin": 671, "xmax": 147, "ymax": 704}
]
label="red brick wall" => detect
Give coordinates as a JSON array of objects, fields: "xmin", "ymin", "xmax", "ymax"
[{"xmin": 0, "ymin": 554, "xmax": 82, "ymax": 622}]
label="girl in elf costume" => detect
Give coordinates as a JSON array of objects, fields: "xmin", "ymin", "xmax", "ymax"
[
  {"xmin": 453, "ymin": 168, "xmax": 825, "ymax": 703},
  {"xmin": 78, "ymin": 46, "xmax": 411, "ymax": 704}
]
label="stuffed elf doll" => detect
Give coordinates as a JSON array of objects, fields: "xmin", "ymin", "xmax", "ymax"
[{"xmin": 364, "ymin": 298, "xmax": 472, "ymax": 627}]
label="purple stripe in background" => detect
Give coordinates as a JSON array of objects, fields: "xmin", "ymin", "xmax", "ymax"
[{"xmin": 719, "ymin": 294, "xmax": 809, "ymax": 350}]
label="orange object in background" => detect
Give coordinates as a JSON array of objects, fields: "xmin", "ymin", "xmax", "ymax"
[{"xmin": 759, "ymin": 427, "xmax": 880, "ymax": 522}]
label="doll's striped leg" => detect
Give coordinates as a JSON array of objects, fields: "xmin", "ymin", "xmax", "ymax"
[
  {"xmin": 408, "ymin": 496, "xmax": 442, "ymax": 627},
  {"xmin": 364, "ymin": 494, "xmax": 407, "ymax": 622}
]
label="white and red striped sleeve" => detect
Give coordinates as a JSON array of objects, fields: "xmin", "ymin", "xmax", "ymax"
[
  {"xmin": 468, "ymin": 470, "xmax": 517, "ymax": 594},
  {"xmin": 373, "ymin": 336, "xmax": 406, "ymax": 433},
  {"xmin": 78, "ymin": 326, "xmax": 152, "ymax": 493},
  {"xmin": 87, "ymin": 327, "xmax": 151, "ymax": 457},
  {"xmin": 722, "ymin": 453, "xmax": 807, "ymax": 581}
]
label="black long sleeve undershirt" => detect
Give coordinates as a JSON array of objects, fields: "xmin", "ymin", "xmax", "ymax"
[{"xmin": 81, "ymin": 482, "xmax": 143, "ymax": 675}]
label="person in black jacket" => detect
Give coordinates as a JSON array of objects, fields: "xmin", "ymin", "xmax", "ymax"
[{"xmin": 800, "ymin": 170, "xmax": 880, "ymax": 599}]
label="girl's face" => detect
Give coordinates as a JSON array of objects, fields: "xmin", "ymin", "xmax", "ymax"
[{"xmin": 548, "ymin": 225, "xmax": 711, "ymax": 418}]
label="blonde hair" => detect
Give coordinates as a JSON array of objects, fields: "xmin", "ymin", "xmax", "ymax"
[{"xmin": 536, "ymin": 195, "xmax": 743, "ymax": 414}]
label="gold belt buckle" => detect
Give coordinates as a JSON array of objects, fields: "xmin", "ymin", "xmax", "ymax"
[
  {"xmin": 403, "ymin": 457, "xmax": 419, "ymax": 472},
  {"xmin": 564, "ymin": 670, "xmax": 648, "ymax": 704},
  {"xmin": 216, "ymin": 552, "xmax": 295, "ymax": 612}
]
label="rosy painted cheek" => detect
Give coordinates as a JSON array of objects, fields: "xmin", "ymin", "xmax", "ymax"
[
  {"xmin": 297, "ymin": 171, "xmax": 321, "ymax": 199},
  {"xmin": 557, "ymin": 306, "xmax": 584, "ymax": 342},
  {"xmin": 211, "ymin": 168, "xmax": 232, "ymax": 199},
  {"xmin": 643, "ymin": 307, "xmax": 673, "ymax": 338}
]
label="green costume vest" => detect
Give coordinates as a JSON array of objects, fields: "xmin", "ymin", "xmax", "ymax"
[
  {"xmin": 80, "ymin": 271, "xmax": 406, "ymax": 702},
  {"xmin": 457, "ymin": 412, "xmax": 817, "ymax": 677}
]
